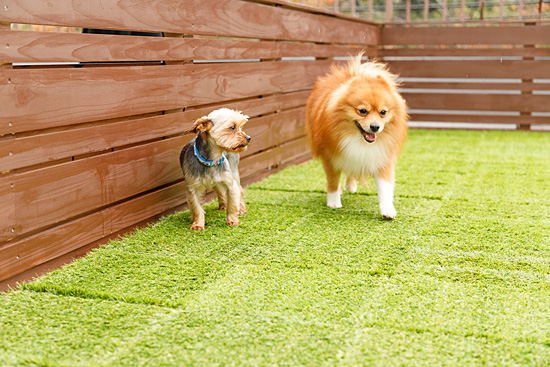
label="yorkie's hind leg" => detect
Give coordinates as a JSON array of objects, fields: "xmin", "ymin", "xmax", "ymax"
[
  {"xmin": 226, "ymin": 181, "xmax": 241, "ymax": 226},
  {"xmin": 214, "ymin": 184, "xmax": 227, "ymax": 211},
  {"xmin": 238, "ymin": 185, "xmax": 247, "ymax": 215}
]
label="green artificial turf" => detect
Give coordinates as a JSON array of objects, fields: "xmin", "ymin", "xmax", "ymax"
[{"xmin": 2, "ymin": 129, "xmax": 550, "ymax": 366}]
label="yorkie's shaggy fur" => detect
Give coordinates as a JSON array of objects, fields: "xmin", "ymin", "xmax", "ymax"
[{"xmin": 180, "ymin": 108, "xmax": 251, "ymax": 230}]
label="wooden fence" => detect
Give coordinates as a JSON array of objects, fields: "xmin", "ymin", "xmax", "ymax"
[
  {"xmin": 0, "ymin": 0, "xmax": 549, "ymax": 288},
  {"xmin": 380, "ymin": 22, "xmax": 550, "ymax": 130},
  {"xmin": 0, "ymin": 0, "xmax": 378, "ymax": 287}
]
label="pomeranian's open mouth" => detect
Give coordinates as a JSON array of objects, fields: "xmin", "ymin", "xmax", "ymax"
[{"xmin": 355, "ymin": 121, "xmax": 377, "ymax": 143}]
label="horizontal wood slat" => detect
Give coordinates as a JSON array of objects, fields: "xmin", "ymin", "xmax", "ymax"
[
  {"xmin": 0, "ymin": 137, "xmax": 310, "ymax": 282},
  {"xmin": 380, "ymin": 47, "xmax": 550, "ymax": 58},
  {"xmin": 409, "ymin": 113, "xmax": 549, "ymax": 125},
  {"xmin": 403, "ymin": 93, "xmax": 550, "ymax": 113},
  {"xmin": 0, "ymin": 60, "xmax": 329, "ymax": 134},
  {"xmin": 0, "ymin": 107, "xmax": 307, "ymax": 242},
  {"xmin": 382, "ymin": 25, "xmax": 550, "ymax": 46},
  {"xmin": 0, "ymin": 30, "xmax": 372, "ymax": 64},
  {"xmin": 401, "ymin": 82, "xmax": 550, "ymax": 92},
  {"xmin": 0, "ymin": 0, "xmax": 379, "ymax": 44},
  {"xmin": 387, "ymin": 60, "xmax": 550, "ymax": 79}
]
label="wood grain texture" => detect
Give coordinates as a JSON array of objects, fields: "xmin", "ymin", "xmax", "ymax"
[
  {"xmin": 382, "ymin": 25, "xmax": 550, "ymax": 46},
  {"xmin": 0, "ymin": 30, "xmax": 371, "ymax": 64},
  {"xmin": 0, "ymin": 60, "xmax": 329, "ymax": 134},
  {"xmin": 0, "ymin": 0, "xmax": 380, "ymax": 44}
]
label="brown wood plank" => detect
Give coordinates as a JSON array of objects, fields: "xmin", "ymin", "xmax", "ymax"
[
  {"xmin": 0, "ymin": 0, "xmax": 380, "ymax": 44},
  {"xmin": 1, "ymin": 91, "xmax": 310, "ymax": 171},
  {"xmin": 403, "ymin": 93, "xmax": 550, "ymax": 112},
  {"xmin": 0, "ymin": 30, "xmax": 371, "ymax": 64},
  {"xmin": 409, "ymin": 113, "xmax": 550, "ymax": 125},
  {"xmin": 240, "ymin": 136, "xmax": 309, "ymax": 179},
  {"xmin": 0, "ymin": 136, "xmax": 310, "ymax": 282},
  {"xmin": 0, "ymin": 60, "xmax": 330, "ymax": 135},
  {"xmin": 240, "ymin": 107, "xmax": 306, "ymax": 159},
  {"xmin": 380, "ymin": 47, "xmax": 550, "ymax": 58},
  {"xmin": 387, "ymin": 60, "xmax": 550, "ymax": 79},
  {"xmin": 382, "ymin": 25, "xmax": 550, "ymax": 46},
  {"xmin": 1, "ymin": 107, "xmax": 307, "ymax": 241},
  {"xmin": 0, "ymin": 180, "xmax": 17, "ymax": 243},
  {"xmin": 401, "ymin": 81, "xmax": 550, "ymax": 92}
]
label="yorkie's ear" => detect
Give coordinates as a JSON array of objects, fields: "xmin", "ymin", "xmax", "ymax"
[{"xmin": 184, "ymin": 117, "xmax": 214, "ymax": 134}]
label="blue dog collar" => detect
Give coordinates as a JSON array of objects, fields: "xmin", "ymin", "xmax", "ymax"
[{"xmin": 194, "ymin": 142, "xmax": 225, "ymax": 167}]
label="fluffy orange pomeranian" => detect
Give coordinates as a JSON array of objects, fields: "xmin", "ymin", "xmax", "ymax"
[{"xmin": 305, "ymin": 55, "xmax": 408, "ymax": 219}]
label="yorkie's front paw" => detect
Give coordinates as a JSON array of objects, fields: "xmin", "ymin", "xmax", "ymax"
[
  {"xmin": 190, "ymin": 223, "xmax": 205, "ymax": 230},
  {"xmin": 227, "ymin": 218, "xmax": 240, "ymax": 226}
]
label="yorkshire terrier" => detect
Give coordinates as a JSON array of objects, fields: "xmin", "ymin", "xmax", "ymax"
[{"xmin": 180, "ymin": 108, "xmax": 251, "ymax": 230}]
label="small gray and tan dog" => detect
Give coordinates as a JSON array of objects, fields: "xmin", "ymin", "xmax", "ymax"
[{"xmin": 180, "ymin": 108, "xmax": 251, "ymax": 230}]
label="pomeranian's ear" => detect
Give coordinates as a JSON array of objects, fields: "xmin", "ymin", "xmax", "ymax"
[
  {"xmin": 376, "ymin": 74, "xmax": 390, "ymax": 86},
  {"xmin": 183, "ymin": 116, "xmax": 214, "ymax": 134}
]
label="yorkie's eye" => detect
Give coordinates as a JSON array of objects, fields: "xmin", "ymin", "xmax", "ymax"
[
  {"xmin": 358, "ymin": 109, "xmax": 368, "ymax": 116},
  {"xmin": 380, "ymin": 110, "xmax": 387, "ymax": 117},
  {"xmin": 230, "ymin": 125, "xmax": 236, "ymax": 131}
]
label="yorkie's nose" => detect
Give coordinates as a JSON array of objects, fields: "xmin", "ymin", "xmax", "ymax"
[{"xmin": 246, "ymin": 135, "xmax": 251, "ymax": 143}]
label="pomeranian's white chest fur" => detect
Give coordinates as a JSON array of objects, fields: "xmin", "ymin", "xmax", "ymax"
[{"xmin": 333, "ymin": 135, "xmax": 391, "ymax": 178}]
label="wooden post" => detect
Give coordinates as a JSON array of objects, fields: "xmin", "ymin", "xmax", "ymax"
[
  {"xmin": 406, "ymin": 0, "xmax": 411, "ymax": 22},
  {"xmin": 424, "ymin": 0, "xmax": 429, "ymax": 21},
  {"xmin": 499, "ymin": 0, "xmax": 504, "ymax": 21},
  {"xmin": 351, "ymin": 0, "xmax": 356, "ymax": 16},
  {"xmin": 443, "ymin": 0, "xmax": 447, "ymax": 21},
  {"xmin": 479, "ymin": 0, "xmax": 484, "ymax": 20},
  {"xmin": 334, "ymin": 0, "xmax": 339, "ymax": 12},
  {"xmin": 386, "ymin": 0, "xmax": 393, "ymax": 22},
  {"xmin": 461, "ymin": 0, "xmax": 466, "ymax": 22},
  {"xmin": 519, "ymin": 36, "xmax": 535, "ymax": 131},
  {"xmin": 369, "ymin": 0, "xmax": 374, "ymax": 20}
]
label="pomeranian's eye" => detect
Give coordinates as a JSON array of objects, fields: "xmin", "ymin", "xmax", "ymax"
[
  {"xmin": 358, "ymin": 109, "xmax": 368, "ymax": 116},
  {"xmin": 380, "ymin": 110, "xmax": 387, "ymax": 117},
  {"xmin": 230, "ymin": 125, "xmax": 236, "ymax": 131}
]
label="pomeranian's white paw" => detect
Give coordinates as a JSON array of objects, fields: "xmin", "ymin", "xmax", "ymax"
[
  {"xmin": 327, "ymin": 191, "xmax": 342, "ymax": 208},
  {"xmin": 380, "ymin": 204, "xmax": 397, "ymax": 220}
]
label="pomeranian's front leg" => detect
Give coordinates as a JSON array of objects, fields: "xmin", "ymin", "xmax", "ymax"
[
  {"xmin": 375, "ymin": 164, "xmax": 396, "ymax": 219},
  {"xmin": 322, "ymin": 160, "xmax": 342, "ymax": 208}
]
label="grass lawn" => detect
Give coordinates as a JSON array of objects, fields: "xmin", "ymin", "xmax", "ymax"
[{"xmin": 1, "ymin": 129, "xmax": 550, "ymax": 366}]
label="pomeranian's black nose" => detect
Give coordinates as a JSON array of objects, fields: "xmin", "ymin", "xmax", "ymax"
[
  {"xmin": 370, "ymin": 123, "xmax": 380, "ymax": 132},
  {"xmin": 246, "ymin": 135, "xmax": 251, "ymax": 143}
]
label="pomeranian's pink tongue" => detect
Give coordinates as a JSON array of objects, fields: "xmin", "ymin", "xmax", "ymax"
[{"xmin": 366, "ymin": 132, "xmax": 376, "ymax": 142}]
